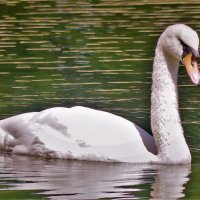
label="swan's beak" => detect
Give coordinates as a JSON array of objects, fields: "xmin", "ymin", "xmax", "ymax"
[{"xmin": 183, "ymin": 53, "xmax": 200, "ymax": 85}]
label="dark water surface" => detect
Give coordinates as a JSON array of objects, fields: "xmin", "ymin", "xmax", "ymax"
[{"xmin": 0, "ymin": 0, "xmax": 200, "ymax": 199}]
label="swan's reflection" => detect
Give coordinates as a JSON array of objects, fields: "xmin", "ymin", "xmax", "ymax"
[
  {"xmin": 0, "ymin": 155, "xmax": 191, "ymax": 199},
  {"xmin": 150, "ymin": 165, "xmax": 190, "ymax": 199}
]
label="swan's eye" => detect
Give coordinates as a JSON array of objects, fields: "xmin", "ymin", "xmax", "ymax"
[{"xmin": 180, "ymin": 40, "xmax": 199, "ymax": 62}]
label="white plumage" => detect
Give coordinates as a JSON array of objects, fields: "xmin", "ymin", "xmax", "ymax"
[{"xmin": 0, "ymin": 24, "xmax": 199, "ymax": 164}]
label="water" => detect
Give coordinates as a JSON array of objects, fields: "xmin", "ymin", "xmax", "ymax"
[
  {"xmin": 0, "ymin": 0, "xmax": 200, "ymax": 199},
  {"xmin": 0, "ymin": 155, "xmax": 192, "ymax": 199}
]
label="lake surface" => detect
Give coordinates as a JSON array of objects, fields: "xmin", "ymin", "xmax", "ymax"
[{"xmin": 0, "ymin": 0, "xmax": 200, "ymax": 199}]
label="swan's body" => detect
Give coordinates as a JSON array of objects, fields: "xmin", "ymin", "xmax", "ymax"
[
  {"xmin": 0, "ymin": 107, "xmax": 157, "ymax": 163},
  {"xmin": 0, "ymin": 24, "xmax": 199, "ymax": 164}
]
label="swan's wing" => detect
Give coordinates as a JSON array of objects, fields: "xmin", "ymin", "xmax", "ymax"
[{"xmin": 0, "ymin": 106, "xmax": 157, "ymax": 163}]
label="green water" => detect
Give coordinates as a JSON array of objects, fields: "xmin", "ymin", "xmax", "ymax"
[{"xmin": 0, "ymin": 0, "xmax": 200, "ymax": 199}]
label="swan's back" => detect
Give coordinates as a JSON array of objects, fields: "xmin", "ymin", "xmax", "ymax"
[{"xmin": 0, "ymin": 106, "xmax": 157, "ymax": 163}]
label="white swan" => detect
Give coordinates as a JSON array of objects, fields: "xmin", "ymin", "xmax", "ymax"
[{"xmin": 0, "ymin": 24, "xmax": 199, "ymax": 164}]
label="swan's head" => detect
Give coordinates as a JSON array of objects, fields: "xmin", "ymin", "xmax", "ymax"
[{"xmin": 159, "ymin": 24, "xmax": 200, "ymax": 85}]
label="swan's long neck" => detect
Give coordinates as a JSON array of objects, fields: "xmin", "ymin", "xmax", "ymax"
[{"xmin": 151, "ymin": 45, "xmax": 191, "ymax": 164}]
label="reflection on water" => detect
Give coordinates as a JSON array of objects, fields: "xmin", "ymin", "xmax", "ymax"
[
  {"xmin": 1, "ymin": 0, "xmax": 200, "ymax": 199},
  {"xmin": 151, "ymin": 165, "xmax": 190, "ymax": 199},
  {"xmin": 0, "ymin": 155, "xmax": 191, "ymax": 199}
]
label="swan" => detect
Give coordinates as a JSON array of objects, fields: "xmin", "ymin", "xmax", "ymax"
[{"xmin": 0, "ymin": 24, "xmax": 199, "ymax": 164}]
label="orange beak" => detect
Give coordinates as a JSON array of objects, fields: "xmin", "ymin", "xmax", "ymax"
[{"xmin": 183, "ymin": 53, "xmax": 200, "ymax": 85}]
